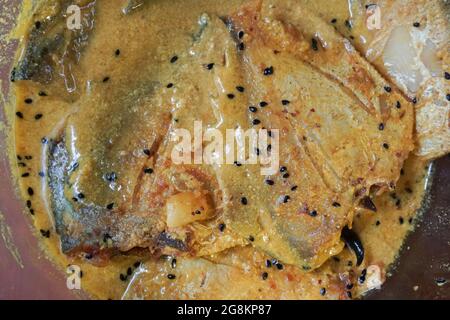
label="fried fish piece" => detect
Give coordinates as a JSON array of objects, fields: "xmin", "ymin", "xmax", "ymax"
[
  {"xmin": 48, "ymin": 0, "xmax": 413, "ymax": 270},
  {"xmin": 11, "ymin": 0, "xmax": 96, "ymax": 94},
  {"xmin": 48, "ymin": 14, "xmax": 247, "ymax": 258},
  {"xmin": 122, "ymin": 246, "xmax": 350, "ymax": 300}
]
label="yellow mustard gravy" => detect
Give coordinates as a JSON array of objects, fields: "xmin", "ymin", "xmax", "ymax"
[{"xmin": 11, "ymin": 0, "xmax": 433, "ymax": 299}]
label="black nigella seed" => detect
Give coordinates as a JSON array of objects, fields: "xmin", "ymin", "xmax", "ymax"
[
  {"xmin": 331, "ymin": 18, "xmax": 337, "ymax": 23},
  {"xmin": 378, "ymin": 123, "xmax": 384, "ymax": 131},
  {"xmin": 265, "ymin": 179, "xmax": 274, "ymax": 186},
  {"xmin": 238, "ymin": 42, "xmax": 245, "ymax": 50},
  {"xmin": 206, "ymin": 63, "xmax": 214, "ymax": 70},
  {"xmin": 276, "ymin": 263, "xmax": 284, "ymax": 270},
  {"xmin": 234, "ymin": 161, "xmax": 242, "ymax": 167},
  {"xmin": 227, "ymin": 93, "xmax": 235, "ymax": 99},
  {"xmin": 248, "ymin": 235, "xmax": 255, "ymax": 242},
  {"xmin": 77, "ymin": 193, "xmax": 85, "ymax": 199},
  {"xmin": 238, "ymin": 30, "xmax": 245, "ymax": 39},
  {"xmin": 119, "ymin": 274, "xmax": 127, "ymax": 281},
  {"xmin": 266, "ymin": 259, "xmax": 272, "ymax": 268},
  {"xmin": 241, "ymin": 197, "xmax": 248, "ymax": 205},
  {"xmin": 170, "ymin": 258, "xmax": 177, "ymax": 269},
  {"xmin": 115, "ymin": 49, "xmax": 121, "ymax": 56},
  {"xmin": 40, "ymin": 229, "xmax": 50, "ymax": 238},
  {"xmin": 38, "ymin": 91, "xmax": 47, "ymax": 97},
  {"xmin": 396, "ymin": 101, "xmax": 401, "ymax": 109},
  {"xmin": 143, "ymin": 149, "xmax": 151, "ymax": 156},
  {"xmin": 24, "ymin": 98, "xmax": 33, "ymax": 104},
  {"xmin": 309, "ymin": 210, "xmax": 318, "ymax": 217},
  {"xmin": 22, "ymin": 172, "xmax": 30, "ymax": 178},
  {"xmin": 311, "ymin": 38, "xmax": 319, "ymax": 51},
  {"xmin": 25, "ymin": 155, "xmax": 32, "ymax": 160},
  {"xmin": 10, "ymin": 68, "xmax": 16, "ymax": 82},
  {"xmin": 170, "ymin": 55, "xmax": 178, "ymax": 63},
  {"xmin": 291, "ymin": 185, "xmax": 298, "ymax": 191},
  {"xmin": 106, "ymin": 203, "xmax": 114, "ymax": 210},
  {"xmin": 358, "ymin": 271, "xmax": 366, "ymax": 284},
  {"xmin": 72, "ymin": 197, "xmax": 78, "ymax": 202},
  {"xmin": 103, "ymin": 76, "xmax": 110, "ymax": 83},
  {"xmin": 127, "ymin": 267, "xmax": 132, "ymax": 276},
  {"xmin": 16, "ymin": 111, "xmax": 23, "ymax": 119},
  {"xmin": 27, "ymin": 187, "xmax": 34, "ymax": 196},
  {"xmin": 446, "ymin": 94, "xmax": 450, "ymax": 102},
  {"xmin": 29, "ymin": 209, "xmax": 35, "ymax": 215},
  {"xmin": 26, "ymin": 200, "xmax": 32, "ymax": 208},
  {"xmin": 347, "ymin": 291, "xmax": 353, "ymax": 299},
  {"xmin": 412, "ymin": 97, "xmax": 417, "ymax": 104},
  {"xmin": 144, "ymin": 168, "xmax": 154, "ymax": 174},
  {"xmin": 167, "ymin": 83, "xmax": 174, "ymax": 88},
  {"xmin": 263, "ymin": 66, "xmax": 274, "ymax": 76},
  {"xmin": 399, "ymin": 217, "xmax": 404, "ymax": 224},
  {"xmin": 252, "ymin": 119, "xmax": 261, "ymax": 125},
  {"xmin": 280, "ymin": 166, "xmax": 287, "ymax": 173},
  {"xmin": 259, "ymin": 101, "xmax": 268, "ymax": 107},
  {"xmin": 383, "ymin": 143, "xmax": 389, "ymax": 149},
  {"xmin": 332, "ymin": 202, "xmax": 341, "ymax": 207},
  {"xmin": 167, "ymin": 274, "xmax": 176, "ymax": 280},
  {"xmin": 384, "ymin": 86, "xmax": 392, "ymax": 93},
  {"xmin": 283, "ymin": 195, "xmax": 290, "ymax": 203},
  {"xmin": 345, "ymin": 20, "xmax": 352, "ymax": 29},
  {"xmin": 17, "ymin": 155, "xmax": 22, "ymax": 161},
  {"xmin": 236, "ymin": 86, "xmax": 245, "ymax": 92},
  {"xmin": 103, "ymin": 233, "xmax": 112, "ymax": 242},
  {"xmin": 413, "ymin": 22, "xmax": 420, "ymax": 27},
  {"xmin": 218, "ymin": 223, "xmax": 226, "ymax": 232},
  {"xmin": 282, "ymin": 100, "xmax": 290, "ymax": 105},
  {"xmin": 249, "ymin": 106, "xmax": 257, "ymax": 113},
  {"xmin": 445, "ymin": 72, "xmax": 450, "ymax": 80},
  {"xmin": 35, "ymin": 113, "xmax": 43, "ymax": 120},
  {"xmin": 69, "ymin": 162, "xmax": 79, "ymax": 172},
  {"xmin": 262, "ymin": 272, "xmax": 268, "ymax": 280},
  {"xmin": 376, "ymin": 220, "xmax": 381, "ymax": 226},
  {"xmin": 320, "ymin": 288, "xmax": 326, "ymax": 296},
  {"xmin": 104, "ymin": 172, "xmax": 117, "ymax": 182},
  {"xmin": 41, "ymin": 137, "xmax": 48, "ymax": 144},
  {"xmin": 282, "ymin": 173, "xmax": 290, "ymax": 179},
  {"xmin": 35, "ymin": 21, "xmax": 41, "ymax": 29}
]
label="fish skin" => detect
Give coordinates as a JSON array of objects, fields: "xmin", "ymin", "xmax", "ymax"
[{"xmin": 12, "ymin": 0, "xmax": 96, "ymax": 87}]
